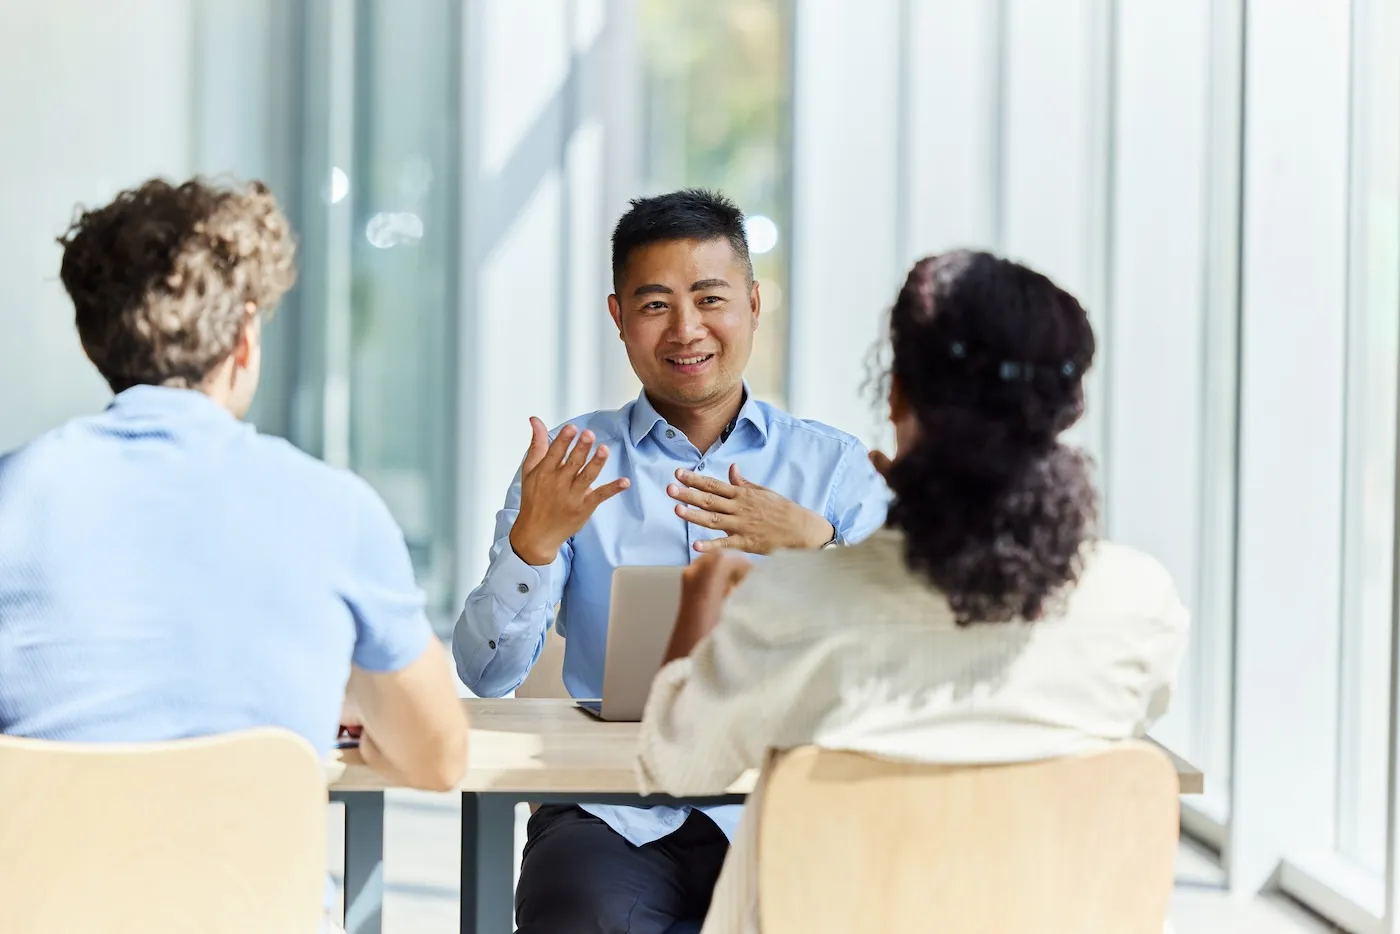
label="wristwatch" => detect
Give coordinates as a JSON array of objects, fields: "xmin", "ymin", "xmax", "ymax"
[{"xmin": 820, "ymin": 523, "xmax": 841, "ymax": 550}]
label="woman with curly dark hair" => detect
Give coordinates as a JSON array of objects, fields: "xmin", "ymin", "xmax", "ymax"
[{"xmin": 633, "ymin": 250, "xmax": 1190, "ymax": 934}]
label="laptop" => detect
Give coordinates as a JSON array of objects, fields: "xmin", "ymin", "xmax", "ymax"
[{"xmin": 576, "ymin": 566, "xmax": 684, "ymax": 722}]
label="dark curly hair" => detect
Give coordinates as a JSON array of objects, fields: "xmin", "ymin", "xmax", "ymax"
[
  {"xmin": 58, "ymin": 177, "xmax": 297, "ymax": 393},
  {"xmin": 882, "ymin": 250, "xmax": 1098, "ymax": 624}
]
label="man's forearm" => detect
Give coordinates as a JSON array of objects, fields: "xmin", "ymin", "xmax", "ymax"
[{"xmin": 358, "ymin": 731, "xmax": 413, "ymax": 786}]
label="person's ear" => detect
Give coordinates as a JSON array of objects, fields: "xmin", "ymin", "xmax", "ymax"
[
  {"xmin": 607, "ymin": 294, "xmax": 625, "ymax": 341},
  {"xmin": 749, "ymin": 280, "xmax": 761, "ymax": 331},
  {"xmin": 232, "ymin": 302, "xmax": 260, "ymax": 368},
  {"xmin": 888, "ymin": 377, "xmax": 909, "ymax": 421}
]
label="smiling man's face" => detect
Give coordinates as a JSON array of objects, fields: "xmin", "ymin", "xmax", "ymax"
[{"xmin": 608, "ymin": 237, "xmax": 760, "ymax": 410}]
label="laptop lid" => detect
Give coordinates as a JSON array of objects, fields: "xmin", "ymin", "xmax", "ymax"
[{"xmin": 600, "ymin": 566, "xmax": 684, "ymax": 721}]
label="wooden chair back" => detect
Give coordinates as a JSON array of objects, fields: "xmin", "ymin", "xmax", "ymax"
[
  {"xmin": 0, "ymin": 728, "xmax": 328, "ymax": 933},
  {"xmin": 759, "ymin": 743, "xmax": 1179, "ymax": 934},
  {"xmin": 517, "ymin": 625, "xmax": 570, "ymax": 699}
]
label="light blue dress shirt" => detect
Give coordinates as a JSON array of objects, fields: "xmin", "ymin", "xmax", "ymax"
[{"xmin": 453, "ymin": 389, "xmax": 889, "ymax": 846}]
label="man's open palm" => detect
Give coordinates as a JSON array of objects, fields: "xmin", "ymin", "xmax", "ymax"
[{"xmin": 509, "ymin": 417, "xmax": 630, "ymax": 566}]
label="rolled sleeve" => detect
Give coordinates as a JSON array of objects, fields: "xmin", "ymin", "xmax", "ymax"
[
  {"xmin": 636, "ymin": 657, "xmax": 697, "ymax": 795},
  {"xmin": 634, "ymin": 578, "xmax": 820, "ymax": 797},
  {"xmin": 1138, "ymin": 574, "xmax": 1192, "ymax": 732},
  {"xmin": 343, "ymin": 481, "xmax": 434, "ymax": 673}
]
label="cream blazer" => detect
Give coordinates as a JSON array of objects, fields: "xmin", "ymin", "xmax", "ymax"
[{"xmin": 635, "ymin": 529, "xmax": 1190, "ymax": 934}]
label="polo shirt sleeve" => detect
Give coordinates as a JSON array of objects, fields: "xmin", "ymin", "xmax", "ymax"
[{"xmin": 343, "ymin": 479, "xmax": 435, "ymax": 673}]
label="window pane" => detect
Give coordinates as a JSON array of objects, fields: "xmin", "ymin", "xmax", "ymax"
[
  {"xmin": 348, "ymin": 0, "xmax": 459, "ymax": 614},
  {"xmin": 637, "ymin": 0, "xmax": 792, "ymax": 408},
  {"xmin": 1190, "ymin": 0, "xmax": 1246, "ymax": 825},
  {"xmin": 1337, "ymin": 0, "xmax": 1400, "ymax": 874}
]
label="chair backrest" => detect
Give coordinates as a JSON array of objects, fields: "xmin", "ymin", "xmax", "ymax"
[
  {"xmin": 758, "ymin": 743, "xmax": 1179, "ymax": 934},
  {"xmin": 517, "ymin": 625, "xmax": 570, "ymax": 699},
  {"xmin": 0, "ymin": 728, "xmax": 328, "ymax": 934}
]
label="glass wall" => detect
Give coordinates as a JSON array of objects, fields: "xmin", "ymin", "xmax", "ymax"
[
  {"xmin": 243, "ymin": 0, "xmax": 460, "ymax": 616},
  {"xmin": 637, "ymin": 0, "xmax": 793, "ymax": 407},
  {"xmin": 1338, "ymin": 0, "xmax": 1400, "ymax": 879},
  {"xmin": 347, "ymin": 0, "xmax": 460, "ymax": 612}
]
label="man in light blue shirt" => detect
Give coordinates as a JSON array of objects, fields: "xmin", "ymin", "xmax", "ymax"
[
  {"xmin": 0, "ymin": 176, "xmax": 468, "ymax": 933},
  {"xmin": 453, "ymin": 189, "xmax": 888, "ymax": 934}
]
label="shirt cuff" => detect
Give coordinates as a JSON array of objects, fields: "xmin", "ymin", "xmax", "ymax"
[{"xmin": 482, "ymin": 545, "xmax": 557, "ymax": 617}]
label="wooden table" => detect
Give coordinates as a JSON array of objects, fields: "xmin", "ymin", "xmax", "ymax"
[
  {"xmin": 328, "ymin": 699, "xmax": 751, "ymax": 934},
  {"xmin": 327, "ymin": 698, "xmax": 1204, "ymax": 934}
]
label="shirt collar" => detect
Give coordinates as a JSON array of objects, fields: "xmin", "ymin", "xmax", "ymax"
[
  {"xmin": 107, "ymin": 385, "xmax": 241, "ymax": 429},
  {"xmin": 627, "ymin": 385, "xmax": 768, "ymax": 446}
]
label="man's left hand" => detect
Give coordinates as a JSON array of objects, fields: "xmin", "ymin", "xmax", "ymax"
[{"xmin": 667, "ymin": 464, "xmax": 834, "ymax": 554}]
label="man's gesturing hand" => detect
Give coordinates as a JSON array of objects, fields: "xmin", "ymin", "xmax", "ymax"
[
  {"xmin": 509, "ymin": 417, "xmax": 630, "ymax": 566},
  {"xmin": 667, "ymin": 463, "xmax": 834, "ymax": 555}
]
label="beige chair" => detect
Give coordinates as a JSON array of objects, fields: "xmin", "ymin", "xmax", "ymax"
[
  {"xmin": 517, "ymin": 624, "xmax": 570, "ymax": 699},
  {"xmin": 0, "ymin": 728, "xmax": 328, "ymax": 934},
  {"xmin": 517, "ymin": 625, "xmax": 569, "ymax": 817},
  {"xmin": 759, "ymin": 743, "xmax": 1179, "ymax": 934}
]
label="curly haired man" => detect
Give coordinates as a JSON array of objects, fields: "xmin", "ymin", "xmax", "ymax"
[{"xmin": 0, "ymin": 177, "xmax": 468, "ymax": 933}]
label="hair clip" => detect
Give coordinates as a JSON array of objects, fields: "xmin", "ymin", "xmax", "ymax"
[
  {"xmin": 949, "ymin": 341, "xmax": 967, "ymax": 359},
  {"xmin": 1061, "ymin": 361, "xmax": 1076, "ymax": 377}
]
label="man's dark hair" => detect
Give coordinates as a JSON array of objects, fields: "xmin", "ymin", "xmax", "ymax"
[{"xmin": 610, "ymin": 188, "xmax": 752, "ymax": 293}]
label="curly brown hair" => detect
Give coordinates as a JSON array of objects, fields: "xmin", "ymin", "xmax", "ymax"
[
  {"xmin": 882, "ymin": 251, "xmax": 1099, "ymax": 625},
  {"xmin": 57, "ymin": 177, "xmax": 297, "ymax": 392}
]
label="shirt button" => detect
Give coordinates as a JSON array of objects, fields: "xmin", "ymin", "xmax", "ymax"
[
  {"xmin": 665, "ymin": 429, "xmax": 676, "ymax": 439},
  {"xmin": 488, "ymin": 640, "xmax": 497, "ymax": 650},
  {"xmin": 697, "ymin": 460, "xmax": 706, "ymax": 470},
  {"xmin": 517, "ymin": 582, "xmax": 529, "ymax": 594}
]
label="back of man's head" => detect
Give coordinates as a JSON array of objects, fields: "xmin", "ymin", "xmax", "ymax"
[
  {"xmin": 58, "ymin": 177, "xmax": 296, "ymax": 394},
  {"xmin": 610, "ymin": 189, "xmax": 752, "ymax": 293}
]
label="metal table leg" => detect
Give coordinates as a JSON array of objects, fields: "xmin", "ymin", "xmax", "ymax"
[
  {"xmin": 460, "ymin": 792, "xmax": 518, "ymax": 934},
  {"xmin": 336, "ymin": 790, "xmax": 385, "ymax": 934}
]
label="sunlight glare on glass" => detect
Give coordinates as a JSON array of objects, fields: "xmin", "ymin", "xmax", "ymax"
[
  {"xmin": 365, "ymin": 212, "xmax": 425, "ymax": 249},
  {"xmin": 745, "ymin": 214, "xmax": 779, "ymax": 255},
  {"xmin": 325, "ymin": 166, "xmax": 350, "ymax": 205}
]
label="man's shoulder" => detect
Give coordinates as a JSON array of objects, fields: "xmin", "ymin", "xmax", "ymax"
[
  {"xmin": 549, "ymin": 404, "xmax": 632, "ymax": 444},
  {"xmin": 244, "ymin": 432, "xmax": 382, "ymax": 505},
  {"xmin": 236, "ymin": 435, "xmax": 401, "ymax": 549},
  {"xmin": 754, "ymin": 401, "xmax": 868, "ymax": 453},
  {"xmin": 0, "ymin": 415, "xmax": 113, "ymax": 483}
]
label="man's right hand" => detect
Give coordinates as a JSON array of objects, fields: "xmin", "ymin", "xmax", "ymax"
[{"xmin": 509, "ymin": 416, "xmax": 631, "ymax": 567}]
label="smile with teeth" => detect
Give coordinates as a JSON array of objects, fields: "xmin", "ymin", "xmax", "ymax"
[{"xmin": 667, "ymin": 353, "xmax": 714, "ymax": 366}]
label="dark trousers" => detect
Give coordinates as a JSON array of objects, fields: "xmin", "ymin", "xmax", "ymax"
[{"xmin": 515, "ymin": 805, "xmax": 729, "ymax": 934}]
